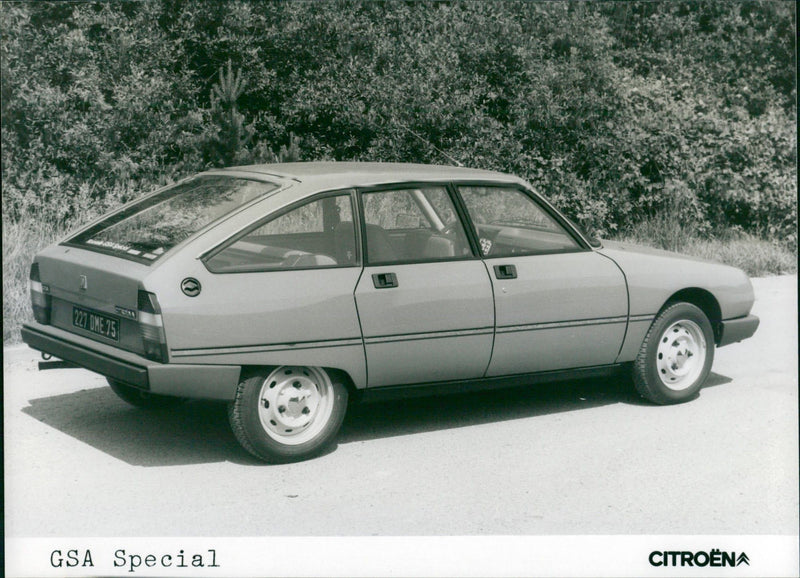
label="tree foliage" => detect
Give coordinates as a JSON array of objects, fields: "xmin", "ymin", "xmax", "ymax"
[
  {"xmin": 202, "ymin": 59, "xmax": 255, "ymax": 166},
  {"xmin": 1, "ymin": 1, "xmax": 796, "ymax": 246}
]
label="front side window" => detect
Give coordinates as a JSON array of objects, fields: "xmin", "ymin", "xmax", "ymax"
[
  {"xmin": 361, "ymin": 187, "xmax": 472, "ymax": 264},
  {"xmin": 458, "ymin": 186, "xmax": 582, "ymax": 257},
  {"xmin": 68, "ymin": 176, "xmax": 280, "ymax": 263},
  {"xmin": 205, "ymin": 193, "xmax": 356, "ymax": 273}
]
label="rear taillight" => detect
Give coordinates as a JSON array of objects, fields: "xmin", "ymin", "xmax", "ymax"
[
  {"xmin": 137, "ymin": 290, "xmax": 168, "ymax": 362},
  {"xmin": 29, "ymin": 262, "xmax": 52, "ymax": 324}
]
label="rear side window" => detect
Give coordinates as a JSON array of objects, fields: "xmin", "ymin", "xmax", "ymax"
[
  {"xmin": 360, "ymin": 187, "xmax": 472, "ymax": 264},
  {"xmin": 67, "ymin": 176, "xmax": 279, "ymax": 263},
  {"xmin": 204, "ymin": 193, "xmax": 357, "ymax": 273}
]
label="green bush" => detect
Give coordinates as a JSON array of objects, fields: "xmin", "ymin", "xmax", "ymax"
[
  {"xmin": 2, "ymin": 1, "xmax": 796, "ymax": 343},
  {"xmin": 3, "ymin": 2, "xmax": 795, "ymax": 241}
]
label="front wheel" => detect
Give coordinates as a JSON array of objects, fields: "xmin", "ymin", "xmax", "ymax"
[
  {"xmin": 228, "ymin": 366, "xmax": 349, "ymax": 463},
  {"xmin": 633, "ymin": 302, "xmax": 715, "ymax": 404}
]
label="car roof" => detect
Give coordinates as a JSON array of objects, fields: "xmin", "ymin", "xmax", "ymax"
[{"xmin": 214, "ymin": 161, "xmax": 524, "ymax": 189}]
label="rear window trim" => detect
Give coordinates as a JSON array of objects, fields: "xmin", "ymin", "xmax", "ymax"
[
  {"xmin": 62, "ymin": 175, "xmax": 283, "ymax": 266},
  {"xmin": 60, "ymin": 240, "xmax": 163, "ymax": 266}
]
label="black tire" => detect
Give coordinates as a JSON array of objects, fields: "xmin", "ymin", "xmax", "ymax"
[
  {"xmin": 107, "ymin": 378, "xmax": 184, "ymax": 409},
  {"xmin": 228, "ymin": 366, "xmax": 349, "ymax": 463},
  {"xmin": 633, "ymin": 302, "xmax": 715, "ymax": 405}
]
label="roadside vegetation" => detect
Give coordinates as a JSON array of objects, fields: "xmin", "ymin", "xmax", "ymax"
[
  {"xmin": 2, "ymin": 1, "xmax": 796, "ymax": 343},
  {"xmin": 618, "ymin": 215, "xmax": 797, "ymax": 277}
]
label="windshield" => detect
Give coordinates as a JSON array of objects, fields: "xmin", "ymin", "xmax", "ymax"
[{"xmin": 67, "ymin": 176, "xmax": 280, "ymax": 263}]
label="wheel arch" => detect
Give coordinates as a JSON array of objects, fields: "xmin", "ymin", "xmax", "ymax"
[
  {"xmin": 663, "ymin": 288, "xmax": 723, "ymax": 344},
  {"xmin": 239, "ymin": 365, "xmax": 359, "ymax": 395}
]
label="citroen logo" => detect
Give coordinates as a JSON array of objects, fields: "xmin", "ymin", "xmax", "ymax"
[
  {"xmin": 79, "ymin": 275, "xmax": 88, "ymax": 291},
  {"xmin": 181, "ymin": 277, "xmax": 201, "ymax": 297}
]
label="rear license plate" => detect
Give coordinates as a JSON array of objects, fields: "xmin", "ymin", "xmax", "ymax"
[{"xmin": 73, "ymin": 306, "xmax": 120, "ymax": 341}]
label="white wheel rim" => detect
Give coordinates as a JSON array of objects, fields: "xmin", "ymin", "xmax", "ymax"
[
  {"xmin": 656, "ymin": 319, "xmax": 707, "ymax": 391},
  {"xmin": 257, "ymin": 366, "xmax": 334, "ymax": 445}
]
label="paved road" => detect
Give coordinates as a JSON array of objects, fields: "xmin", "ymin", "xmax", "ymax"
[{"xmin": 4, "ymin": 276, "xmax": 797, "ymax": 537}]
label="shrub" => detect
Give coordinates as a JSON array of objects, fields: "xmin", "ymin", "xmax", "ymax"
[
  {"xmin": 2, "ymin": 0, "xmax": 796, "ymax": 343},
  {"xmin": 2, "ymin": 219, "xmax": 75, "ymax": 342}
]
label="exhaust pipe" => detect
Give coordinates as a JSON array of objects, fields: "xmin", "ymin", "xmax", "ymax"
[{"xmin": 38, "ymin": 352, "xmax": 80, "ymax": 371}]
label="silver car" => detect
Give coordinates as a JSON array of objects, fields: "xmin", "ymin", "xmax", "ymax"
[{"xmin": 22, "ymin": 163, "xmax": 759, "ymax": 462}]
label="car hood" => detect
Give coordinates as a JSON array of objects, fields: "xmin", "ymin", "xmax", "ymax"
[{"xmin": 597, "ymin": 240, "xmax": 715, "ymax": 264}]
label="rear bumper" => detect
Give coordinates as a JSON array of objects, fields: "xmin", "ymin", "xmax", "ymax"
[
  {"xmin": 21, "ymin": 323, "xmax": 240, "ymax": 400},
  {"xmin": 22, "ymin": 324, "xmax": 149, "ymax": 387},
  {"xmin": 717, "ymin": 314, "xmax": 760, "ymax": 347}
]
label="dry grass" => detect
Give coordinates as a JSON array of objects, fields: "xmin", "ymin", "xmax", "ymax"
[
  {"xmin": 3, "ymin": 219, "xmax": 73, "ymax": 343},
  {"xmin": 676, "ymin": 236, "xmax": 797, "ymax": 277},
  {"xmin": 618, "ymin": 216, "xmax": 797, "ymax": 277}
]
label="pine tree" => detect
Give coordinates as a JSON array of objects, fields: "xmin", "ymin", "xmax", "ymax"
[{"xmin": 205, "ymin": 60, "xmax": 254, "ymax": 166}]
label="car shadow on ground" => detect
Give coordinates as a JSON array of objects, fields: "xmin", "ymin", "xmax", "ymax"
[
  {"xmin": 21, "ymin": 386, "xmax": 248, "ymax": 466},
  {"xmin": 20, "ymin": 372, "xmax": 732, "ymax": 467},
  {"xmin": 339, "ymin": 371, "xmax": 732, "ymax": 443}
]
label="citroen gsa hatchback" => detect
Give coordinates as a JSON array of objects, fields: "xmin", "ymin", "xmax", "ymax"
[{"xmin": 22, "ymin": 162, "xmax": 759, "ymax": 462}]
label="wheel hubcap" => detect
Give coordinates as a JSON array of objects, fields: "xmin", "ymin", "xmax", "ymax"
[
  {"xmin": 656, "ymin": 320, "xmax": 706, "ymax": 390},
  {"xmin": 258, "ymin": 366, "xmax": 333, "ymax": 445}
]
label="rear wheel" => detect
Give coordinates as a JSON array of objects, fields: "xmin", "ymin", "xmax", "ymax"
[
  {"xmin": 228, "ymin": 366, "xmax": 349, "ymax": 463},
  {"xmin": 633, "ymin": 302, "xmax": 715, "ymax": 404},
  {"xmin": 107, "ymin": 378, "xmax": 184, "ymax": 409}
]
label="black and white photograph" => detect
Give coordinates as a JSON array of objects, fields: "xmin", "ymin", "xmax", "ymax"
[{"xmin": 2, "ymin": 1, "xmax": 797, "ymax": 576}]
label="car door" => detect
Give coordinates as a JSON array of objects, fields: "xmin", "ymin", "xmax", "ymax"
[
  {"xmin": 457, "ymin": 184, "xmax": 628, "ymax": 377},
  {"xmin": 180, "ymin": 191, "xmax": 368, "ymax": 386},
  {"xmin": 354, "ymin": 185, "xmax": 495, "ymax": 387}
]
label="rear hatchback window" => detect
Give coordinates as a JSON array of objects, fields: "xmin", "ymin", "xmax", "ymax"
[{"xmin": 66, "ymin": 176, "xmax": 280, "ymax": 263}]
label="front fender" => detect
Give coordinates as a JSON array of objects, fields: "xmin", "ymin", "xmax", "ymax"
[
  {"xmin": 598, "ymin": 242, "xmax": 755, "ymax": 363},
  {"xmin": 598, "ymin": 242, "xmax": 755, "ymax": 320}
]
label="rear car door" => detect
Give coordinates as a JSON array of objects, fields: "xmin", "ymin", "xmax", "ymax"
[
  {"xmin": 457, "ymin": 184, "xmax": 628, "ymax": 376},
  {"xmin": 353, "ymin": 185, "xmax": 495, "ymax": 387},
  {"xmin": 176, "ymin": 191, "xmax": 368, "ymax": 385}
]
